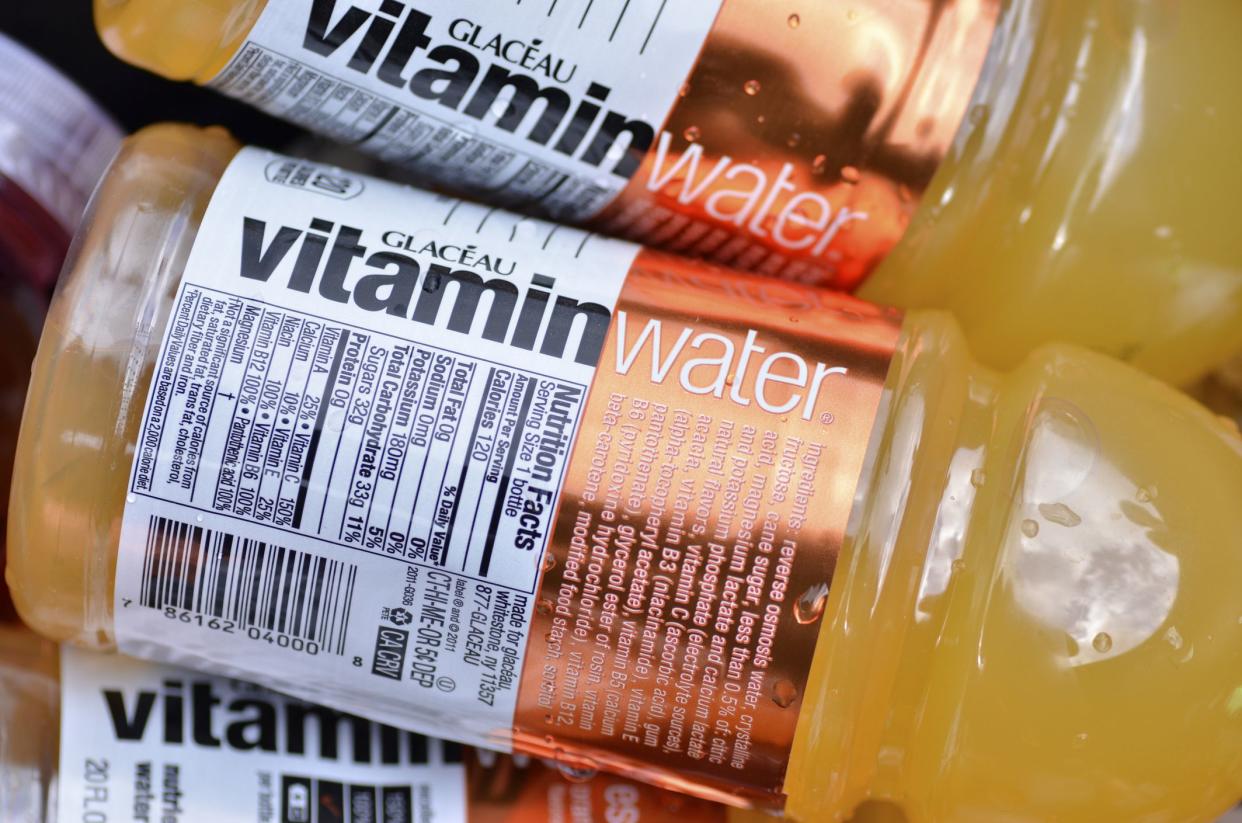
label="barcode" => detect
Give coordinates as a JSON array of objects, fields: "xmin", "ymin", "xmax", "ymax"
[{"xmin": 139, "ymin": 515, "xmax": 357, "ymax": 655}]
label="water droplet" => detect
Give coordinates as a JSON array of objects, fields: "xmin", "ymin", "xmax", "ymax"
[
  {"xmin": 1065, "ymin": 634, "xmax": 1080, "ymax": 656},
  {"xmin": 951, "ymin": 558, "xmax": 966, "ymax": 573},
  {"xmin": 811, "ymin": 154, "xmax": 828, "ymax": 175},
  {"xmin": 970, "ymin": 468, "xmax": 987, "ymax": 487},
  {"xmin": 1092, "ymin": 632, "xmax": 1113, "ymax": 653},
  {"xmin": 195, "ymin": 514, "xmax": 204, "ymax": 523},
  {"xmin": 968, "ymin": 104, "xmax": 987, "ymax": 125},
  {"xmin": 683, "ymin": 126, "xmax": 701, "ymax": 142},
  {"xmin": 536, "ymin": 598, "xmax": 553, "ymax": 616},
  {"xmin": 1020, "ymin": 519, "xmax": 1040, "ymax": 538},
  {"xmin": 898, "ymin": 184, "xmax": 914, "ymax": 203},
  {"xmin": 787, "ymin": 13, "xmax": 801, "ymax": 28},
  {"xmin": 840, "ymin": 165, "xmax": 861, "ymax": 184},
  {"xmin": 679, "ymin": 82, "xmax": 690, "ymax": 98},
  {"xmin": 786, "ymin": 132, "xmax": 802, "ymax": 148},
  {"xmin": 1136, "ymin": 486, "xmax": 1157, "ymax": 503},
  {"xmin": 126, "ymin": 494, "xmax": 136, "ymax": 504},
  {"xmin": 553, "ymin": 750, "xmax": 598, "ymax": 783},
  {"xmin": 772, "ymin": 679, "xmax": 798, "ymax": 708},
  {"xmin": 543, "ymin": 713, "xmax": 554, "ymax": 724},
  {"xmin": 756, "ymin": 114, "xmax": 766, "ymax": 124},
  {"xmin": 1073, "ymin": 732, "xmax": 1089, "ymax": 748},
  {"xmin": 793, "ymin": 583, "xmax": 829, "ymax": 624},
  {"xmin": 1165, "ymin": 626, "xmax": 1184, "ymax": 650},
  {"xmin": 1154, "ymin": 225, "xmax": 1173, "ymax": 240},
  {"xmin": 846, "ymin": 8, "xmax": 859, "ymax": 22},
  {"xmin": 1038, "ymin": 502, "xmax": 1082, "ymax": 527},
  {"xmin": 541, "ymin": 553, "xmax": 557, "ymax": 571},
  {"xmin": 743, "ymin": 79, "xmax": 761, "ymax": 96}
]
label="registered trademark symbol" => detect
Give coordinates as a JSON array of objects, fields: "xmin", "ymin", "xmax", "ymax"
[{"xmin": 820, "ymin": 412, "xmax": 835, "ymax": 425}]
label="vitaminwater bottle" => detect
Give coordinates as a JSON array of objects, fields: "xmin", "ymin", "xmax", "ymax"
[
  {"xmin": 0, "ymin": 627, "xmax": 725, "ymax": 822},
  {"xmin": 94, "ymin": 1, "xmax": 1242, "ymax": 385},
  {"xmin": 8, "ymin": 124, "xmax": 1242, "ymax": 822},
  {"xmin": 0, "ymin": 34, "xmax": 122, "ymax": 622}
]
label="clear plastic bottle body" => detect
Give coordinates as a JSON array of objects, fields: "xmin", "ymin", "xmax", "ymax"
[
  {"xmin": 94, "ymin": 0, "xmax": 1242, "ymax": 386},
  {"xmin": 9, "ymin": 125, "xmax": 1242, "ymax": 821}
]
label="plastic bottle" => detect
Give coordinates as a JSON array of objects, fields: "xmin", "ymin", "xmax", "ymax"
[
  {"xmin": 0, "ymin": 627, "xmax": 726, "ymax": 822},
  {"xmin": 93, "ymin": 0, "xmax": 996, "ymax": 293},
  {"xmin": 93, "ymin": 1, "xmax": 1242, "ymax": 385},
  {"xmin": 0, "ymin": 33, "xmax": 123, "ymax": 622},
  {"xmin": 1194, "ymin": 355, "xmax": 1242, "ymax": 432},
  {"xmin": 8, "ymin": 125, "xmax": 1242, "ymax": 822}
]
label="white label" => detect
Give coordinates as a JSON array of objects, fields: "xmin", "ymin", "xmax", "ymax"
[
  {"xmin": 210, "ymin": 0, "xmax": 722, "ymax": 222},
  {"xmin": 114, "ymin": 148, "xmax": 638, "ymax": 749},
  {"xmin": 57, "ymin": 647, "xmax": 467, "ymax": 823}
]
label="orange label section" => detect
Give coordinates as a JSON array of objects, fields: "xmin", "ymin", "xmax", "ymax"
[
  {"xmin": 466, "ymin": 753, "xmax": 727, "ymax": 823},
  {"xmin": 594, "ymin": 0, "xmax": 1000, "ymax": 291},
  {"xmin": 514, "ymin": 250, "xmax": 902, "ymax": 806}
]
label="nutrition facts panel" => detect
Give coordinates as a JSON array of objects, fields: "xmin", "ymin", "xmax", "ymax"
[
  {"xmin": 113, "ymin": 146, "xmax": 638, "ymax": 747},
  {"xmin": 130, "ymin": 283, "xmax": 585, "ymax": 595}
]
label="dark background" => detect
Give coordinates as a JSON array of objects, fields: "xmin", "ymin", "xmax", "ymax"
[{"xmin": 0, "ymin": 2, "xmax": 297, "ymax": 146}]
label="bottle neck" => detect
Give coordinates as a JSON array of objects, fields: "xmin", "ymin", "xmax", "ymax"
[{"xmin": 785, "ymin": 309, "xmax": 1001, "ymax": 818}]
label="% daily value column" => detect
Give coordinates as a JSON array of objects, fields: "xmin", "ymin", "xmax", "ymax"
[{"xmin": 130, "ymin": 282, "xmax": 588, "ymax": 597}]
